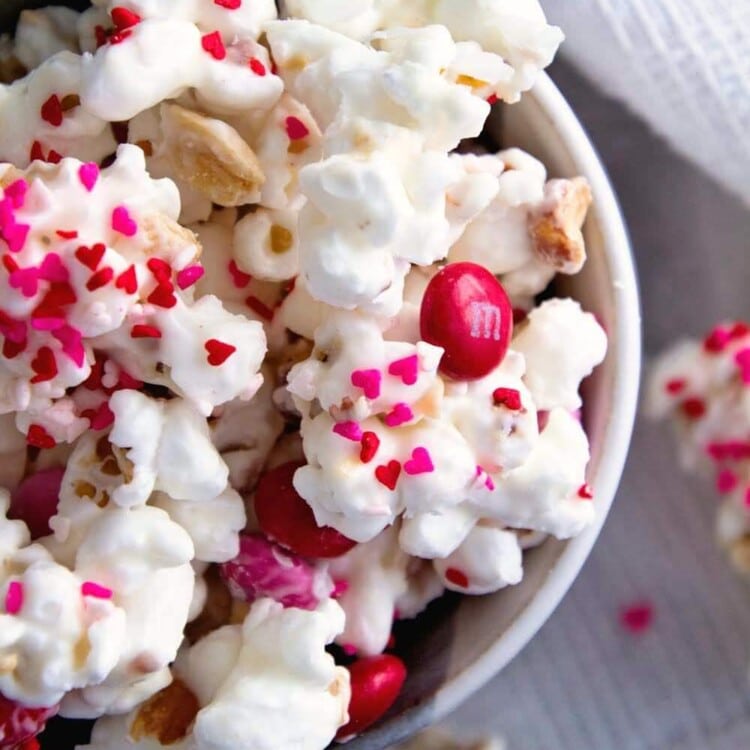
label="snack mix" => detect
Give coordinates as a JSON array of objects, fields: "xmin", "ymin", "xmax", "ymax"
[
  {"xmin": 0, "ymin": 1, "xmax": 607, "ymax": 748},
  {"xmin": 649, "ymin": 322, "xmax": 750, "ymax": 574}
]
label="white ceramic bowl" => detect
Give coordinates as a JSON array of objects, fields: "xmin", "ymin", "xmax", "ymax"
[
  {"xmin": 347, "ymin": 73, "xmax": 641, "ymax": 749},
  {"xmin": 1, "ymin": 0, "xmax": 640, "ymax": 742}
]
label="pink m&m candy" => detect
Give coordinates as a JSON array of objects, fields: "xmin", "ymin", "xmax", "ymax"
[{"xmin": 420, "ymin": 262, "xmax": 512, "ymax": 380}]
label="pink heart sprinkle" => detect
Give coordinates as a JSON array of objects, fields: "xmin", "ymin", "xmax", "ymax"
[
  {"xmin": 734, "ymin": 348, "xmax": 750, "ymax": 384},
  {"xmin": 38, "ymin": 253, "xmax": 69, "ymax": 283},
  {"xmin": 79, "ymin": 163, "xmax": 99, "ymax": 192},
  {"xmin": 485, "ymin": 475, "xmax": 495, "ymax": 490},
  {"xmin": 81, "ymin": 581, "xmax": 113, "ymax": 599},
  {"xmin": 52, "ymin": 325, "xmax": 85, "ymax": 367},
  {"xmin": 112, "ymin": 205, "xmax": 138, "ymax": 237},
  {"xmin": 332, "ymin": 421, "xmax": 363, "ymax": 442},
  {"xmin": 387, "ymin": 354, "xmax": 419, "ymax": 385},
  {"xmin": 8, "ymin": 267, "xmax": 39, "ymax": 298},
  {"xmin": 351, "ymin": 369, "xmax": 381, "ymax": 399},
  {"xmin": 3, "ymin": 222, "xmax": 30, "ymax": 253},
  {"xmin": 716, "ymin": 469, "xmax": 738, "ymax": 494},
  {"xmin": 176, "ymin": 264, "xmax": 205, "ymax": 290},
  {"xmin": 384, "ymin": 402, "xmax": 413, "ymax": 428},
  {"xmin": 403, "ymin": 446, "xmax": 434, "ymax": 475},
  {"xmin": 31, "ymin": 316, "xmax": 65, "ymax": 332},
  {"xmin": 4, "ymin": 179, "xmax": 28, "ymax": 209},
  {"xmin": 5, "ymin": 581, "xmax": 23, "ymax": 614}
]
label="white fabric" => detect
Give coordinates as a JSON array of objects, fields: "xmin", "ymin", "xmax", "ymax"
[{"xmin": 543, "ymin": 0, "xmax": 750, "ymax": 202}]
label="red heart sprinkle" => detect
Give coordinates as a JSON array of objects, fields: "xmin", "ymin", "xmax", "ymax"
[
  {"xmin": 55, "ymin": 230, "xmax": 78, "ymax": 240},
  {"xmin": 29, "ymin": 141, "xmax": 45, "ymax": 162},
  {"xmin": 620, "ymin": 601, "xmax": 653, "ymax": 634},
  {"xmin": 86, "ymin": 267, "xmax": 114, "ymax": 292},
  {"xmin": 205, "ymin": 338, "xmax": 236, "ymax": 366},
  {"xmin": 214, "ymin": 0, "xmax": 242, "ymax": 8},
  {"xmin": 3, "ymin": 338, "xmax": 26, "ymax": 359},
  {"xmin": 30, "ymin": 347, "xmax": 58, "ymax": 384},
  {"xmin": 245, "ymin": 295, "xmax": 274, "ymax": 321},
  {"xmin": 228, "ymin": 259, "xmax": 251, "ymax": 288},
  {"xmin": 47, "ymin": 150, "xmax": 62, "ymax": 164},
  {"xmin": 201, "ymin": 31, "xmax": 226, "ymax": 60},
  {"xmin": 248, "ymin": 57, "xmax": 267, "ymax": 76},
  {"xmin": 111, "ymin": 6, "xmax": 141, "ymax": 29},
  {"xmin": 680, "ymin": 397, "xmax": 706, "ymax": 420},
  {"xmin": 147, "ymin": 284, "xmax": 177, "ymax": 309},
  {"xmin": 75, "ymin": 243, "xmax": 106, "ymax": 271},
  {"xmin": 115, "ymin": 265, "xmax": 138, "ymax": 294},
  {"xmin": 130, "ymin": 324, "xmax": 161, "ymax": 339},
  {"xmin": 147, "ymin": 257, "xmax": 172, "ymax": 282},
  {"xmin": 445, "ymin": 567, "xmax": 469, "ymax": 588},
  {"xmin": 492, "ymin": 387, "xmax": 522, "ymax": 410},
  {"xmin": 359, "ymin": 431, "xmax": 380, "ymax": 463},
  {"xmin": 577, "ymin": 483, "xmax": 594, "ymax": 500},
  {"xmin": 40, "ymin": 95, "xmax": 63, "ymax": 127},
  {"xmin": 375, "ymin": 460, "xmax": 401, "ymax": 491},
  {"xmin": 285, "ymin": 116, "xmax": 310, "ymax": 141}
]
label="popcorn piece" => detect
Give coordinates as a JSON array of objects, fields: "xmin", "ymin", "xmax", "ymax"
[
  {"xmin": 512, "ymin": 299, "xmax": 607, "ymax": 411},
  {"xmin": 528, "ymin": 177, "xmax": 592, "ymax": 274},
  {"xmin": 14, "ymin": 7, "xmax": 81, "ymax": 71},
  {"xmin": 233, "ymin": 207, "xmax": 300, "ymax": 282},
  {"xmin": 471, "ymin": 408, "xmax": 595, "ymax": 538},
  {"xmin": 160, "ymin": 103, "xmax": 265, "ymax": 207},
  {"xmin": 192, "ymin": 598, "xmax": 350, "ymax": 750},
  {"xmin": 329, "ymin": 524, "xmax": 442, "ymax": 656},
  {"xmin": 433, "ymin": 522, "xmax": 523, "ymax": 595}
]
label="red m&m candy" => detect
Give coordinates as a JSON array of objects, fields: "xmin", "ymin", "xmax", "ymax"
[
  {"xmin": 254, "ymin": 461, "xmax": 357, "ymax": 559},
  {"xmin": 336, "ymin": 655, "xmax": 407, "ymax": 740},
  {"xmin": 420, "ymin": 262, "xmax": 512, "ymax": 380}
]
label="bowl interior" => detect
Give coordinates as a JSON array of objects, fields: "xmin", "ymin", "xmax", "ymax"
[{"xmin": 0, "ymin": 3, "xmax": 640, "ymax": 748}]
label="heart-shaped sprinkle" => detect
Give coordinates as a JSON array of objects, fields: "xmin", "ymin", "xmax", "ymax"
[
  {"xmin": 52, "ymin": 325, "xmax": 84, "ymax": 367},
  {"xmin": 665, "ymin": 378, "xmax": 686, "ymax": 395},
  {"xmin": 445, "ymin": 568, "xmax": 469, "ymax": 588},
  {"xmin": 351, "ymin": 369, "xmax": 381, "ymax": 400},
  {"xmin": 716, "ymin": 469, "xmax": 739, "ymax": 494},
  {"xmin": 26, "ymin": 424, "xmax": 55, "ymax": 449},
  {"xmin": 201, "ymin": 31, "xmax": 226, "ymax": 60},
  {"xmin": 86, "ymin": 267, "xmax": 114, "ymax": 292},
  {"xmin": 176, "ymin": 264, "xmax": 204, "ymax": 290},
  {"xmin": 78, "ymin": 163, "xmax": 100, "ymax": 192},
  {"xmin": 680, "ymin": 397, "xmax": 706, "ymax": 420},
  {"xmin": 248, "ymin": 57, "xmax": 267, "ymax": 76},
  {"xmin": 360, "ymin": 431, "xmax": 380, "ymax": 463},
  {"xmin": 730, "ymin": 322, "xmax": 750, "ymax": 339},
  {"xmin": 81, "ymin": 581, "xmax": 113, "ymax": 599},
  {"xmin": 30, "ymin": 141, "xmax": 45, "ymax": 162},
  {"xmin": 147, "ymin": 284, "xmax": 177, "ymax": 309},
  {"xmin": 285, "ymin": 116, "xmax": 310, "ymax": 141},
  {"xmin": 4, "ymin": 179, "xmax": 28, "ymax": 209},
  {"xmin": 403, "ymin": 446, "xmax": 434, "ymax": 475},
  {"xmin": 734, "ymin": 348, "xmax": 750, "ymax": 384},
  {"xmin": 40, "ymin": 95, "xmax": 63, "ymax": 127},
  {"xmin": 38, "ymin": 253, "xmax": 69, "ymax": 283},
  {"xmin": 620, "ymin": 602, "xmax": 653, "ymax": 634},
  {"xmin": 130, "ymin": 324, "xmax": 161, "ymax": 339},
  {"xmin": 245, "ymin": 295, "xmax": 274, "ymax": 321},
  {"xmin": 30, "ymin": 316, "xmax": 65, "ymax": 332},
  {"xmin": 492, "ymin": 387, "xmax": 522, "ymax": 410},
  {"xmin": 2, "ymin": 254, "xmax": 17, "ymax": 273},
  {"xmin": 75, "ymin": 243, "xmax": 106, "ymax": 271},
  {"xmin": 228, "ymin": 260, "xmax": 251, "ymax": 288},
  {"xmin": 47, "ymin": 150, "xmax": 62, "ymax": 164},
  {"xmin": 387, "ymin": 354, "xmax": 419, "ymax": 385},
  {"xmin": 205, "ymin": 338, "xmax": 236, "ymax": 366},
  {"xmin": 30, "ymin": 346, "xmax": 58, "ymax": 383},
  {"xmin": 87, "ymin": 402, "xmax": 115, "ymax": 431},
  {"xmin": 384, "ymin": 402, "xmax": 413, "ymax": 427},
  {"xmin": 3, "ymin": 222, "xmax": 30, "ymax": 253},
  {"xmin": 111, "ymin": 6, "xmax": 141, "ymax": 29},
  {"xmin": 3, "ymin": 338, "xmax": 26, "ymax": 359},
  {"xmin": 577, "ymin": 483, "xmax": 594, "ymax": 500},
  {"xmin": 55, "ymin": 230, "xmax": 78, "ymax": 240},
  {"xmin": 704, "ymin": 327, "xmax": 730, "ymax": 353},
  {"xmin": 112, "ymin": 205, "xmax": 137, "ymax": 237},
  {"xmin": 214, "ymin": 0, "xmax": 242, "ymax": 8},
  {"xmin": 36, "ymin": 282, "xmax": 76, "ymax": 313},
  {"xmin": 332, "ymin": 421, "xmax": 363, "ymax": 442},
  {"xmin": 115, "ymin": 265, "xmax": 138, "ymax": 294},
  {"xmin": 147, "ymin": 257, "xmax": 171, "ymax": 282},
  {"xmin": 8, "ymin": 267, "xmax": 39, "ymax": 298},
  {"xmin": 118, "ymin": 369, "xmax": 143, "ymax": 390},
  {"xmin": 5, "ymin": 581, "xmax": 23, "ymax": 614},
  {"xmin": 375, "ymin": 460, "xmax": 401, "ymax": 491}
]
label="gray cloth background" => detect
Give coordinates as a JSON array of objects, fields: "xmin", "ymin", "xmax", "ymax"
[{"xmin": 440, "ymin": 60, "xmax": 750, "ymax": 750}]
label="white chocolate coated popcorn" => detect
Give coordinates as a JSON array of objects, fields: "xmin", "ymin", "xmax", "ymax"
[
  {"xmin": 192, "ymin": 599, "xmax": 350, "ymax": 750},
  {"xmin": 513, "ymin": 299, "xmax": 607, "ymax": 411}
]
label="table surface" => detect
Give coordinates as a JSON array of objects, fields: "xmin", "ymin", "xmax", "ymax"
[{"xmin": 444, "ymin": 60, "xmax": 750, "ymax": 750}]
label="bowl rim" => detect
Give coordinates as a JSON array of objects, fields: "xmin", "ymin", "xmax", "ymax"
[{"xmin": 355, "ymin": 71, "xmax": 642, "ymax": 748}]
